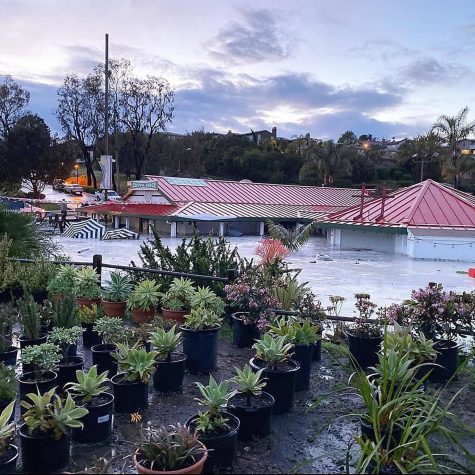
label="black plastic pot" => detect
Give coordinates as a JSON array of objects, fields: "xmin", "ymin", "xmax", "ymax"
[
  {"xmin": 361, "ymin": 418, "xmax": 403, "ymax": 450},
  {"xmin": 181, "ymin": 326, "xmax": 219, "ymax": 374},
  {"xmin": 231, "ymin": 313, "xmax": 260, "ymax": 348},
  {"xmin": 91, "ymin": 344, "xmax": 117, "ymax": 376},
  {"xmin": 228, "ymin": 391, "xmax": 274, "ymax": 441},
  {"xmin": 431, "ymin": 340, "xmax": 458, "ymax": 382},
  {"xmin": 20, "ymin": 423, "xmax": 70, "ymax": 473},
  {"xmin": 249, "ymin": 357, "xmax": 300, "ymax": 414},
  {"xmin": 347, "ymin": 333, "xmax": 382, "ymax": 369},
  {"xmin": 82, "ymin": 323, "xmax": 102, "ymax": 348},
  {"xmin": 58, "ymin": 355, "xmax": 85, "ymax": 389},
  {"xmin": 185, "ymin": 412, "xmax": 240, "ymax": 473},
  {"xmin": 111, "ymin": 373, "xmax": 148, "ymax": 413},
  {"xmin": 312, "ymin": 329, "xmax": 323, "ymax": 362},
  {"xmin": 31, "ymin": 290, "xmax": 48, "ymax": 304},
  {"xmin": 293, "ymin": 344, "xmax": 313, "ymax": 392},
  {"xmin": 153, "ymin": 352, "xmax": 187, "ymax": 393},
  {"xmin": 0, "ymin": 444, "xmax": 18, "ymax": 474},
  {"xmin": 18, "ymin": 333, "xmax": 47, "ymax": 350},
  {"xmin": 0, "ymin": 346, "xmax": 18, "ymax": 366},
  {"xmin": 18, "ymin": 371, "xmax": 58, "ymax": 406},
  {"xmin": 72, "ymin": 393, "xmax": 114, "ymax": 443}
]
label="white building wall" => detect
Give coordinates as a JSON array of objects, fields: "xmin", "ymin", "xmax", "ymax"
[
  {"xmin": 407, "ymin": 232, "xmax": 475, "ymax": 262},
  {"xmin": 127, "ymin": 190, "xmax": 170, "ymax": 204},
  {"xmin": 338, "ymin": 229, "xmax": 397, "ymax": 253}
]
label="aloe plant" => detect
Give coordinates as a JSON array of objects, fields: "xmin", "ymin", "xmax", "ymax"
[
  {"xmin": 148, "ymin": 325, "xmax": 182, "ymax": 361},
  {"xmin": 231, "ymin": 364, "xmax": 267, "ymax": 407},
  {"xmin": 252, "ymin": 334, "xmax": 294, "ymax": 369},
  {"xmin": 65, "ymin": 366, "xmax": 110, "ymax": 404},
  {"xmin": 103, "ymin": 272, "xmax": 133, "ymax": 302}
]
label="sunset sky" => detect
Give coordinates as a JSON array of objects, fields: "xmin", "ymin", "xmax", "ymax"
[{"xmin": 2, "ymin": 0, "xmax": 475, "ymax": 139}]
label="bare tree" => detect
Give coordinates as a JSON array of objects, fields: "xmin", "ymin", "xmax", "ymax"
[{"xmin": 0, "ymin": 76, "xmax": 30, "ymax": 139}]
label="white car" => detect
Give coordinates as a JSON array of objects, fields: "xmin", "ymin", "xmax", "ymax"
[
  {"xmin": 64, "ymin": 184, "xmax": 83, "ymax": 195},
  {"xmin": 95, "ymin": 189, "xmax": 122, "ymax": 201}
]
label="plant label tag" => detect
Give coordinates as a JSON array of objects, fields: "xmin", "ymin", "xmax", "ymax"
[{"xmin": 97, "ymin": 415, "xmax": 110, "ymax": 424}]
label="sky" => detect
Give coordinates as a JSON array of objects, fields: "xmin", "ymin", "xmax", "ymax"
[{"xmin": 2, "ymin": 0, "xmax": 475, "ymax": 140}]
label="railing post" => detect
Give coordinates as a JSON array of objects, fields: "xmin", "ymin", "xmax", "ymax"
[
  {"xmin": 92, "ymin": 254, "xmax": 103, "ymax": 285},
  {"xmin": 226, "ymin": 268, "xmax": 237, "ymax": 283}
]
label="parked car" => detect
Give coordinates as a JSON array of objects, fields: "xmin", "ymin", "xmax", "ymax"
[
  {"xmin": 95, "ymin": 189, "xmax": 122, "ymax": 201},
  {"xmin": 52, "ymin": 179, "xmax": 66, "ymax": 192},
  {"xmin": 64, "ymin": 184, "xmax": 83, "ymax": 195}
]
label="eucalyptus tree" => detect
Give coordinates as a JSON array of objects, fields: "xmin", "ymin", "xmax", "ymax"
[
  {"xmin": 0, "ymin": 75, "xmax": 30, "ymax": 140},
  {"xmin": 431, "ymin": 106, "xmax": 475, "ymax": 188}
]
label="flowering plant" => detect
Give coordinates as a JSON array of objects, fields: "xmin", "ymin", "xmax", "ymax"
[
  {"xmin": 255, "ymin": 238, "xmax": 290, "ymax": 285},
  {"xmin": 346, "ymin": 293, "xmax": 383, "ymax": 338},
  {"xmin": 224, "ymin": 271, "xmax": 281, "ymax": 331},
  {"xmin": 403, "ymin": 284, "xmax": 474, "ymax": 340}
]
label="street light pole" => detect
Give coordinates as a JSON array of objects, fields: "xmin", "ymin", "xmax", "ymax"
[{"xmin": 75, "ymin": 164, "xmax": 79, "ymax": 184}]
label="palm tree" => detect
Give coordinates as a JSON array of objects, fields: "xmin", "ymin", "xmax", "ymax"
[
  {"xmin": 431, "ymin": 106, "xmax": 475, "ymax": 188},
  {"xmin": 304, "ymin": 140, "xmax": 352, "ymax": 186},
  {"xmin": 267, "ymin": 220, "xmax": 317, "ymax": 252}
]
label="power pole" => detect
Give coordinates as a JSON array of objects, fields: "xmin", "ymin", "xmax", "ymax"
[{"xmin": 105, "ymin": 33, "xmax": 109, "ymax": 200}]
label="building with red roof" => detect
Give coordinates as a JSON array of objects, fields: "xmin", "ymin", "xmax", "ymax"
[{"xmin": 320, "ymin": 179, "xmax": 475, "ymax": 261}]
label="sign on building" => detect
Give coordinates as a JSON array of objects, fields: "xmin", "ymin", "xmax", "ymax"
[{"xmin": 130, "ymin": 180, "xmax": 159, "ymax": 190}]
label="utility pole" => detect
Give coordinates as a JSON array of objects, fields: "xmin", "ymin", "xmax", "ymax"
[{"xmin": 105, "ymin": 33, "xmax": 109, "ymax": 200}]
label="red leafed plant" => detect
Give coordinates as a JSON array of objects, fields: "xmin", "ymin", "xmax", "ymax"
[{"xmin": 255, "ymin": 238, "xmax": 290, "ymax": 265}]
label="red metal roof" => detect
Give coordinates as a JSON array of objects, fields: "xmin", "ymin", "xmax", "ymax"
[
  {"xmin": 81, "ymin": 202, "xmax": 178, "ymax": 218},
  {"xmin": 145, "ymin": 176, "xmax": 365, "ymax": 208},
  {"xmin": 326, "ymin": 180, "xmax": 475, "ymax": 229}
]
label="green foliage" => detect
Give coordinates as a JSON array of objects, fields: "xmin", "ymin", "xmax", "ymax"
[
  {"xmin": 24, "ymin": 259, "xmax": 56, "ymax": 293},
  {"xmin": 52, "ymin": 293, "xmax": 78, "ymax": 328},
  {"xmin": 183, "ymin": 307, "xmax": 223, "ymax": 331},
  {"xmin": 0, "ymin": 363, "xmax": 17, "ymax": 402},
  {"xmin": 47, "ymin": 264, "xmax": 77, "ymax": 294},
  {"xmin": 138, "ymin": 229, "xmax": 243, "ymax": 295},
  {"xmin": 93, "ymin": 317, "xmax": 125, "ymax": 345},
  {"xmin": 78, "ymin": 303, "xmax": 104, "ymax": 324},
  {"xmin": 20, "ymin": 342, "xmax": 62, "ymax": 380},
  {"xmin": 48, "ymin": 326, "xmax": 83, "ymax": 360},
  {"xmin": 194, "ymin": 376, "xmax": 235, "ymax": 433},
  {"xmin": 0, "ymin": 401, "xmax": 15, "ymax": 456},
  {"xmin": 0, "ymin": 304, "xmax": 16, "ymax": 352},
  {"xmin": 160, "ymin": 278, "xmax": 195, "ymax": 311},
  {"xmin": 252, "ymin": 333, "xmax": 294, "ymax": 368},
  {"xmin": 148, "ymin": 325, "xmax": 182, "ymax": 360},
  {"xmin": 137, "ymin": 424, "xmax": 205, "ymax": 472},
  {"xmin": 271, "ymin": 275, "xmax": 307, "ymax": 311},
  {"xmin": 20, "ymin": 388, "xmax": 88, "ymax": 440},
  {"xmin": 267, "ymin": 220, "xmax": 317, "ymax": 252},
  {"xmin": 17, "ymin": 292, "xmax": 41, "ymax": 340},
  {"xmin": 73, "ymin": 266, "xmax": 101, "ymax": 299},
  {"xmin": 103, "ymin": 272, "xmax": 133, "ymax": 302},
  {"xmin": 190, "ymin": 286, "xmax": 225, "ymax": 316},
  {"xmin": 231, "ymin": 364, "xmax": 266, "ymax": 397},
  {"xmin": 268, "ymin": 317, "xmax": 320, "ymax": 346},
  {"xmin": 127, "ymin": 279, "xmax": 161, "ymax": 311},
  {"xmin": 64, "ymin": 365, "xmax": 110, "ymax": 404},
  {"xmin": 112, "ymin": 342, "xmax": 157, "ymax": 383}
]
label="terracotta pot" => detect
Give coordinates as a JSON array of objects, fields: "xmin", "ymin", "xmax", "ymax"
[
  {"xmin": 132, "ymin": 307, "xmax": 155, "ymax": 324},
  {"xmin": 162, "ymin": 308, "xmax": 188, "ymax": 325},
  {"xmin": 76, "ymin": 297, "xmax": 101, "ymax": 309},
  {"xmin": 102, "ymin": 299, "xmax": 127, "ymax": 318},
  {"xmin": 134, "ymin": 443, "xmax": 207, "ymax": 475}
]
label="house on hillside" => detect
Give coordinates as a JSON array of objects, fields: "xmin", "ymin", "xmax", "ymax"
[{"xmin": 319, "ymin": 179, "xmax": 475, "ymax": 261}]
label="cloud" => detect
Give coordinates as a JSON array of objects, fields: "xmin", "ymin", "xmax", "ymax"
[
  {"xmin": 398, "ymin": 57, "xmax": 472, "ymax": 86},
  {"xmin": 348, "ymin": 38, "xmax": 418, "ymax": 62},
  {"xmin": 208, "ymin": 10, "xmax": 290, "ymax": 65}
]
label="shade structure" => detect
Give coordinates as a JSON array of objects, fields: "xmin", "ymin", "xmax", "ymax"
[
  {"xmin": 102, "ymin": 228, "xmax": 140, "ymax": 240},
  {"xmin": 62, "ymin": 219, "xmax": 105, "ymax": 239}
]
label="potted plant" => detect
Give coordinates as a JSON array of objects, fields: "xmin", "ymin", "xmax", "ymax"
[
  {"xmin": 160, "ymin": 278, "xmax": 196, "ymax": 325},
  {"xmin": 17, "ymin": 292, "xmax": 46, "ymax": 349},
  {"xmin": 0, "ymin": 364, "xmax": 16, "ymax": 424},
  {"xmin": 345, "ymin": 293, "xmax": 383, "ymax": 369},
  {"xmin": 51, "ymin": 292, "xmax": 79, "ymax": 330},
  {"xmin": 73, "ymin": 266, "xmax": 102, "ymax": 309},
  {"xmin": 111, "ymin": 342, "xmax": 157, "ymax": 413},
  {"xmin": 228, "ymin": 364, "xmax": 274, "ymax": 441},
  {"xmin": 134, "ymin": 423, "xmax": 208, "ymax": 475},
  {"xmin": 65, "ymin": 365, "xmax": 114, "ymax": 443},
  {"xmin": 18, "ymin": 343, "xmax": 61, "ymax": 409},
  {"xmin": 91, "ymin": 317, "xmax": 125, "ymax": 376},
  {"xmin": 224, "ymin": 272, "xmax": 280, "ymax": 348},
  {"xmin": 48, "ymin": 326, "xmax": 84, "ymax": 390},
  {"xmin": 127, "ymin": 279, "xmax": 161, "ymax": 324},
  {"xmin": 0, "ymin": 400, "xmax": 17, "ymax": 473},
  {"xmin": 268, "ymin": 317, "xmax": 320, "ymax": 391},
  {"xmin": 46, "ymin": 264, "xmax": 77, "ymax": 304},
  {"xmin": 25, "ymin": 259, "xmax": 56, "ymax": 304},
  {"xmin": 0, "ymin": 304, "xmax": 18, "ymax": 366},
  {"xmin": 148, "ymin": 325, "xmax": 187, "ymax": 393},
  {"xmin": 78, "ymin": 303, "xmax": 103, "ymax": 348},
  {"xmin": 19, "ymin": 388, "xmax": 88, "ymax": 473},
  {"xmin": 102, "ymin": 271, "xmax": 133, "ymax": 318},
  {"xmin": 181, "ymin": 306, "xmax": 223, "ymax": 374},
  {"xmin": 38, "ymin": 300, "xmax": 53, "ymax": 335},
  {"xmin": 185, "ymin": 376, "xmax": 239, "ymax": 473},
  {"xmin": 250, "ymin": 334, "xmax": 300, "ymax": 414}
]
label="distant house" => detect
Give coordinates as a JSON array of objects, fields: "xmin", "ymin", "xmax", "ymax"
[
  {"xmin": 457, "ymin": 139, "xmax": 475, "ymax": 155},
  {"xmin": 241, "ymin": 127, "xmax": 277, "ymax": 144}
]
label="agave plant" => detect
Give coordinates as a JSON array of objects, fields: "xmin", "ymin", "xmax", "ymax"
[
  {"xmin": 231, "ymin": 364, "xmax": 266, "ymax": 407},
  {"xmin": 73, "ymin": 267, "xmax": 101, "ymax": 300},
  {"xmin": 252, "ymin": 333, "xmax": 294, "ymax": 370},
  {"xmin": 103, "ymin": 272, "xmax": 134, "ymax": 303},
  {"xmin": 127, "ymin": 279, "xmax": 161, "ymax": 312},
  {"xmin": 65, "ymin": 366, "xmax": 110, "ymax": 404},
  {"xmin": 160, "ymin": 278, "xmax": 196, "ymax": 312},
  {"xmin": 0, "ymin": 400, "xmax": 15, "ymax": 457},
  {"xmin": 112, "ymin": 343, "xmax": 158, "ymax": 383},
  {"xmin": 190, "ymin": 287, "xmax": 225, "ymax": 316},
  {"xmin": 148, "ymin": 325, "xmax": 182, "ymax": 361}
]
